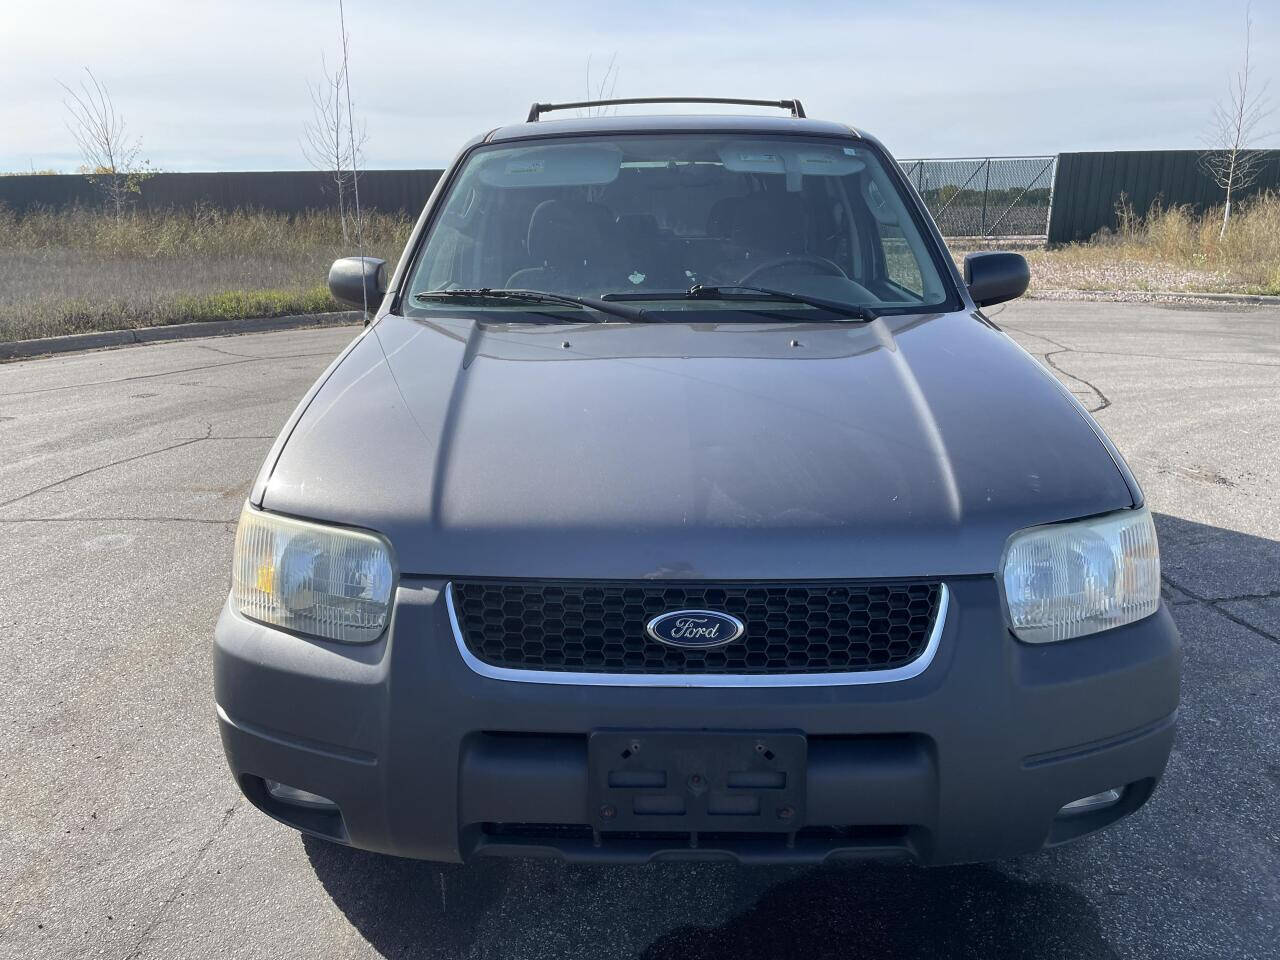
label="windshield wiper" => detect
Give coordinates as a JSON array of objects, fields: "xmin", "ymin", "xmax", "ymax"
[
  {"xmin": 414, "ymin": 288, "xmax": 647, "ymax": 322},
  {"xmin": 686, "ymin": 284, "xmax": 878, "ymax": 320}
]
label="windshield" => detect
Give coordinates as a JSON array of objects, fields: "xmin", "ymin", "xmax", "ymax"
[{"xmin": 404, "ymin": 134, "xmax": 957, "ymax": 319}]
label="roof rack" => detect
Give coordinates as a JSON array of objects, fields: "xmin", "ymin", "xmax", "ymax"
[{"xmin": 525, "ymin": 97, "xmax": 806, "ymax": 123}]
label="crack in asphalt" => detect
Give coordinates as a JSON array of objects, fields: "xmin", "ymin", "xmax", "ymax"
[
  {"xmin": 1003, "ymin": 323, "xmax": 1280, "ymax": 371},
  {"xmin": 194, "ymin": 343, "xmax": 278, "ymax": 360},
  {"xmin": 1162, "ymin": 572, "xmax": 1279, "ymax": 643},
  {"xmin": 124, "ymin": 799, "xmax": 243, "ymax": 960},
  {"xmin": 0, "ymin": 358, "xmax": 257, "ymax": 397},
  {"xmin": 1001, "ymin": 324, "xmax": 1111, "ymax": 414},
  {"xmin": 1071, "ymin": 348, "xmax": 1280, "ymax": 370},
  {"xmin": 0, "ymin": 435, "xmax": 269, "ymax": 480},
  {"xmin": 0, "ymin": 423, "xmax": 215, "ymax": 510},
  {"xmin": 0, "ymin": 416, "xmax": 269, "ymax": 517},
  {"xmin": 0, "ymin": 351, "xmax": 335, "ymax": 398},
  {"xmin": 0, "ymin": 515, "xmax": 238, "ymax": 525},
  {"xmin": 1211, "ymin": 588, "xmax": 1280, "ymax": 603}
]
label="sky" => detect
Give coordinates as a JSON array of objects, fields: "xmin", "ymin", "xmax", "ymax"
[{"xmin": 0, "ymin": 0, "xmax": 1275, "ymax": 173}]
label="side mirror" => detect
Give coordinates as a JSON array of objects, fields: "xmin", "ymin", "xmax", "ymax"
[
  {"xmin": 328, "ymin": 257, "xmax": 388, "ymax": 311},
  {"xmin": 963, "ymin": 252, "xmax": 1029, "ymax": 308}
]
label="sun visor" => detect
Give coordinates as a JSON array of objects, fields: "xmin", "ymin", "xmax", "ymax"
[
  {"xmin": 477, "ymin": 145, "xmax": 623, "ymax": 188},
  {"xmin": 718, "ymin": 142, "xmax": 865, "ymax": 190}
]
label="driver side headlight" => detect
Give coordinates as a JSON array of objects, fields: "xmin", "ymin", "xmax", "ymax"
[
  {"xmin": 231, "ymin": 505, "xmax": 394, "ymax": 643},
  {"xmin": 1000, "ymin": 507, "xmax": 1160, "ymax": 643}
]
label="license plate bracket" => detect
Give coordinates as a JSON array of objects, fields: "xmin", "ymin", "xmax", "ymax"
[{"xmin": 588, "ymin": 730, "xmax": 806, "ymax": 833}]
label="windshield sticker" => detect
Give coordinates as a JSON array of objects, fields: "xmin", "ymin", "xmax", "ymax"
[
  {"xmin": 505, "ymin": 159, "xmax": 545, "ymax": 176},
  {"xmin": 628, "ymin": 271, "xmax": 646, "ymax": 285}
]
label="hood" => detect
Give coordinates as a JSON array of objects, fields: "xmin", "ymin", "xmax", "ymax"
[{"xmin": 258, "ymin": 311, "xmax": 1134, "ymax": 579}]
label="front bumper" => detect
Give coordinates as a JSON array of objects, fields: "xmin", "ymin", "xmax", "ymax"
[{"xmin": 214, "ymin": 575, "xmax": 1180, "ymax": 865}]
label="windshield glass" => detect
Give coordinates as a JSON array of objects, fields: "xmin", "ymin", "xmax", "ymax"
[{"xmin": 404, "ymin": 134, "xmax": 956, "ymax": 319}]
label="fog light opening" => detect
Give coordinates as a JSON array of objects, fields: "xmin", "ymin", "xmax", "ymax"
[
  {"xmin": 264, "ymin": 779, "xmax": 338, "ymax": 811},
  {"xmin": 1058, "ymin": 787, "xmax": 1123, "ymax": 817}
]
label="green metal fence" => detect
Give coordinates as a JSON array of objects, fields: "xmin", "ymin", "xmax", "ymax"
[
  {"xmin": 0, "ymin": 169, "xmax": 443, "ymax": 215},
  {"xmin": 1046, "ymin": 149, "xmax": 1280, "ymax": 244}
]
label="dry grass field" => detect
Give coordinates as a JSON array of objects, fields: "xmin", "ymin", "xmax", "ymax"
[
  {"xmin": 955, "ymin": 192, "xmax": 1280, "ymax": 298},
  {"xmin": 2, "ymin": 192, "xmax": 1276, "ymax": 343},
  {"xmin": 0, "ymin": 206, "xmax": 412, "ymax": 342}
]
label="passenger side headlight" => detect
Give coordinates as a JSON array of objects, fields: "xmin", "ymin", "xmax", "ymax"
[
  {"xmin": 231, "ymin": 505, "xmax": 394, "ymax": 643},
  {"xmin": 1000, "ymin": 507, "xmax": 1160, "ymax": 643}
]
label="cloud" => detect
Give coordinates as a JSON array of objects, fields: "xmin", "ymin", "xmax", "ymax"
[{"xmin": 0, "ymin": 0, "xmax": 1273, "ymax": 171}]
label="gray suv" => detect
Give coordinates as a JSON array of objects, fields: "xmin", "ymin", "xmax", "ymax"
[{"xmin": 215, "ymin": 98, "xmax": 1180, "ymax": 865}]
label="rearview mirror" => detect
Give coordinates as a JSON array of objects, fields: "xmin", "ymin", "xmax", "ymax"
[
  {"xmin": 328, "ymin": 257, "xmax": 387, "ymax": 311},
  {"xmin": 963, "ymin": 252, "xmax": 1029, "ymax": 308}
]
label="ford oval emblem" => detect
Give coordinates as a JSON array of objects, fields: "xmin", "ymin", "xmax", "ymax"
[{"xmin": 645, "ymin": 610, "xmax": 745, "ymax": 649}]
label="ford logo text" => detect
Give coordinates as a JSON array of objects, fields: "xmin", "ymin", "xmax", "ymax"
[{"xmin": 645, "ymin": 610, "xmax": 745, "ymax": 649}]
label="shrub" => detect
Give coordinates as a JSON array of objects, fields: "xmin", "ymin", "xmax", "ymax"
[{"xmin": 991, "ymin": 192, "xmax": 1280, "ymax": 295}]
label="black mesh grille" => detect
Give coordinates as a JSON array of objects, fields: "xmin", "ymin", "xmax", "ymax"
[{"xmin": 451, "ymin": 580, "xmax": 942, "ymax": 675}]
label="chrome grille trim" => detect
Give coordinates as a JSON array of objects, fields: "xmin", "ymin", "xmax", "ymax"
[{"xmin": 444, "ymin": 582, "xmax": 949, "ymax": 688}]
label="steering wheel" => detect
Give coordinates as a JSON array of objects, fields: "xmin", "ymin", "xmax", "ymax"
[{"xmin": 739, "ymin": 254, "xmax": 849, "ymax": 285}]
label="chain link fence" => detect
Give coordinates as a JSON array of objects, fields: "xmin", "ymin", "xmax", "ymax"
[{"xmin": 898, "ymin": 156, "xmax": 1056, "ymax": 241}]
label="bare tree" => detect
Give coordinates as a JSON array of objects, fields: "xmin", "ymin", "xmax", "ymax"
[
  {"xmin": 302, "ymin": 53, "xmax": 366, "ymax": 244},
  {"xmin": 337, "ymin": 0, "xmax": 365, "ymax": 254},
  {"xmin": 1201, "ymin": 3, "xmax": 1275, "ymax": 237},
  {"xmin": 578, "ymin": 53, "xmax": 620, "ymax": 116},
  {"xmin": 59, "ymin": 69, "xmax": 150, "ymax": 221}
]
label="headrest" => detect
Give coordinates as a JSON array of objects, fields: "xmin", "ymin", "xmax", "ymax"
[
  {"xmin": 617, "ymin": 213, "xmax": 660, "ymax": 241},
  {"xmin": 706, "ymin": 196, "xmax": 743, "ymax": 237},
  {"xmin": 526, "ymin": 199, "xmax": 613, "ymax": 267},
  {"xmin": 729, "ymin": 192, "xmax": 806, "ymax": 256}
]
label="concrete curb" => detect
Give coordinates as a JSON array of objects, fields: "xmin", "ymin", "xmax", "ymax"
[
  {"xmin": 1152, "ymin": 291, "xmax": 1280, "ymax": 305},
  {"xmin": 0, "ymin": 310, "xmax": 363, "ymax": 361},
  {"xmin": 1029, "ymin": 289, "xmax": 1280, "ymax": 306}
]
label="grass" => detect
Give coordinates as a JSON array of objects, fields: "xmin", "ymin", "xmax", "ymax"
[
  {"xmin": 3, "ymin": 194, "xmax": 1277, "ymax": 344},
  {"xmin": 954, "ymin": 192, "xmax": 1280, "ymax": 297},
  {"xmin": 0, "ymin": 205, "xmax": 413, "ymax": 342}
]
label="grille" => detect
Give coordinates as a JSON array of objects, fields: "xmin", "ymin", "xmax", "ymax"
[{"xmin": 450, "ymin": 580, "xmax": 941, "ymax": 675}]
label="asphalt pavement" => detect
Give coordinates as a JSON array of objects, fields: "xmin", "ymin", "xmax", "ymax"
[{"xmin": 1, "ymin": 299, "xmax": 1276, "ymax": 959}]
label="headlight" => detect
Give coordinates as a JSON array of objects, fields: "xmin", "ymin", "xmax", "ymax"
[
  {"xmin": 1000, "ymin": 507, "xmax": 1160, "ymax": 643},
  {"xmin": 232, "ymin": 506, "xmax": 394, "ymax": 643}
]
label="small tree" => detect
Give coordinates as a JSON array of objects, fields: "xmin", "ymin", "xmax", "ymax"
[
  {"xmin": 1201, "ymin": 3, "xmax": 1275, "ymax": 237},
  {"xmin": 59, "ymin": 69, "xmax": 151, "ymax": 221},
  {"xmin": 578, "ymin": 53, "xmax": 620, "ymax": 116},
  {"xmin": 301, "ymin": 53, "xmax": 366, "ymax": 244}
]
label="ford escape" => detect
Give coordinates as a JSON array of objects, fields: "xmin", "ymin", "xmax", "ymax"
[{"xmin": 214, "ymin": 98, "xmax": 1180, "ymax": 865}]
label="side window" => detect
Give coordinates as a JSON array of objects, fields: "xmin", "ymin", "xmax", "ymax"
[
  {"xmin": 418, "ymin": 187, "xmax": 479, "ymax": 289},
  {"xmin": 861, "ymin": 174, "xmax": 930, "ymax": 300},
  {"xmin": 877, "ymin": 221, "xmax": 925, "ymax": 297},
  {"xmin": 421, "ymin": 227, "xmax": 460, "ymax": 288}
]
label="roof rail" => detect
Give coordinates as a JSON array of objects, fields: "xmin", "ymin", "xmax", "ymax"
[{"xmin": 526, "ymin": 97, "xmax": 806, "ymax": 123}]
